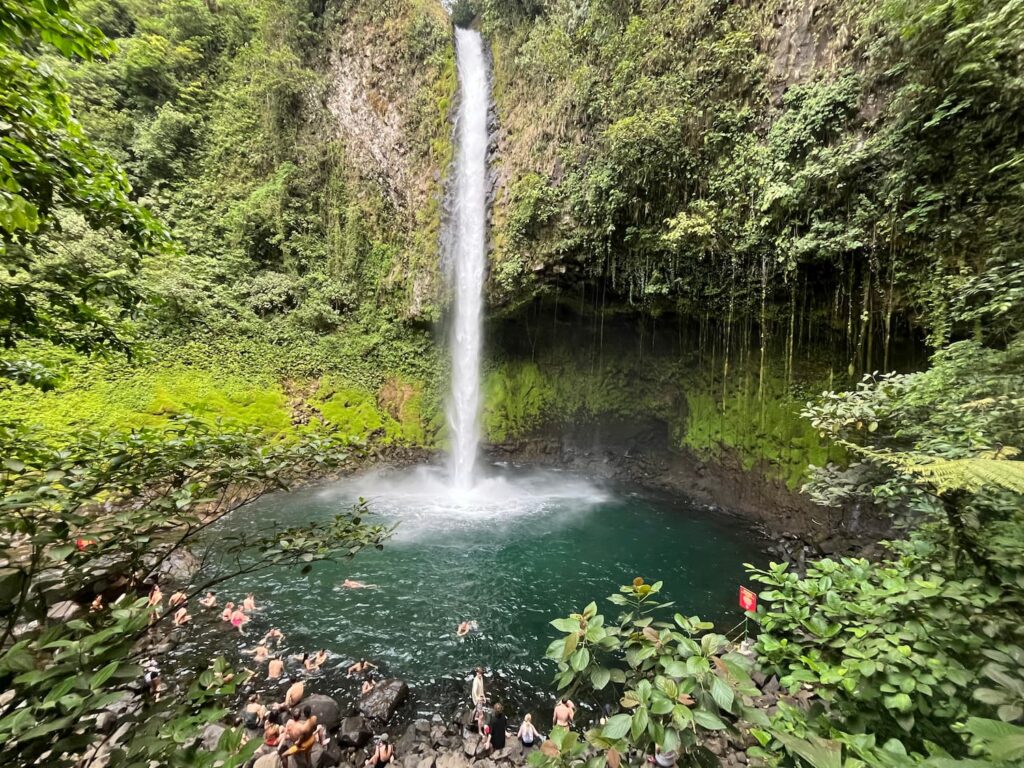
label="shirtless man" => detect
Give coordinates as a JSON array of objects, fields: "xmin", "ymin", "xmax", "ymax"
[
  {"xmin": 268, "ymin": 656, "xmax": 285, "ymax": 680},
  {"xmin": 361, "ymin": 678, "xmax": 376, "ymax": 695},
  {"xmin": 242, "ymin": 593, "xmax": 257, "ymax": 612},
  {"xmin": 168, "ymin": 591, "xmax": 187, "ymax": 608},
  {"xmin": 553, "ymin": 699, "xmax": 576, "ymax": 728},
  {"xmin": 252, "ymin": 644, "xmax": 270, "ymax": 663},
  {"xmin": 199, "ymin": 591, "xmax": 217, "ymax": 609},
  {"xmin": 348, "ymin": 659, "xmax": 377, "ymax": 676},
  {"xmin": 284, "ymin": 680, "xmax": 305, "ymax": 709},
  {"xmin": 283, "ymin": 707, "xmax": 319, "ymax": 757},
  {"xmin": 172, "ymin": 606, "xmax": 191, "ymax": 626},
  {"xmin": 262, "ymin": 628, "xmax": 285, "ymax": 646}
]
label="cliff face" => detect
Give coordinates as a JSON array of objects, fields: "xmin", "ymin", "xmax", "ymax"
[{"xmin": 323, "ymin": 1, "xmax": 456, "ymax": 320}]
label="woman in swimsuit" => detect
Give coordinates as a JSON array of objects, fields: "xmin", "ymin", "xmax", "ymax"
[
  {"xmin": 220, "ymin": 602, "xmax": 234, "ymax": 622},
  {"xmin": 172, "ymin": 607, "xmax": 191, "ymax": 626},
  {"xmin": 229, "ymin": 607, "xmax": 248, "ymax": 634}
]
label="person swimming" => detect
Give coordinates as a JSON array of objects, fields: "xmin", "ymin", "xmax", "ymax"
[
  {"xmin": 252, "ymin": 645, "xmax": 270, "ymax": 663},
  {"xmin": 262, "ymin": 628, "xmax": 285, "ymax": 645},
  {"xmin": 199, "ymin": 591, "xmax": 217, "ymax": 609},
  {"xmin": 172, "ymin": 606, "xmax": 191, "ymax": 626},
  {"xmin": 242, "ymin": 593, "xmax": 257, "ymax": 612},
  {"xmin": 220, "ymin": 602, "xmax": 235, "ymax": 622},
  {"xmin": 268, "ymin": 656, "xmax": 284, "ymax": 680},
  {"xmin": 340, "ymin": 578, "xmax": 378, "ymax": 589},
  {"xmin": 457, "ymin": 621, "xmax": 478, "ymax": 637},
  {"xmin": 347, "ymin": 659, "xmax": 377, "ymax": 676},
  {"xmin": 229, "ymin": 607, "xmax": 249, "ymax": 634},
  {"xmin": 168, "ymin": 591, "xmax": 187, "ymax": 608},
  {"xmin": 304, "ymin": 649, "xmax": 328, "ymax": 671}
]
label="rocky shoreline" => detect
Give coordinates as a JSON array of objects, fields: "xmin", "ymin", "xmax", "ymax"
[{"xmin": 484, "ymin": 418, "xmax": 891, "ymax": 560}]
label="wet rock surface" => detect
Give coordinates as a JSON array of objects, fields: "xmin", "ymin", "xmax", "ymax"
[{"xmin": 359, "ymin": 678, "xmax": 410, "ymax": 723}]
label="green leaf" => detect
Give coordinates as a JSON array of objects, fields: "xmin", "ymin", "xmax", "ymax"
[
  {"xmin": 693, "ymin": 709, "xmax": 727, "ymax": 731},
  {"xmin": 710, "ymin": 676, "xmax": 735, "ymax": 712},
  {"xmin": 602, "ymin": 714, "xmax": 632, "ymax": 740},
  {"xmin": 591, "ymin": 667, "xmax": 612, "ymax": 690},
  {"xmin": 570, "ymin": 647, "xmax": 591, "ymax": 672},
  {"xmin": 551, "ymin": 618, "xmax": 581, "ymax": 633},
  {"xmin": 775, "ymin": 733, "xmax": 843, "ymax": 768}
]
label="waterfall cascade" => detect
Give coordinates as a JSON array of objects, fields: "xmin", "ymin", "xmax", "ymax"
[{"xmin": 447, "ymin": 28, "xmax": 490, "ymax": 489}]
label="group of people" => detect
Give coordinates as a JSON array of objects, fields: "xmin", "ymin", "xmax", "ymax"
[
  {"xmin": 244, "ymin": 699, "xmax": 324, "ymax": 768},
  {"xmin": 469, "ymin": 668, "xmax": 546, "ymax": 754},
  {"xmin": 146, "ymin": 584, "xmax": 261, "ymax": 632}
]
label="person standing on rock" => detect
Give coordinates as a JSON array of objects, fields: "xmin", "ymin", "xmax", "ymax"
[{"xmin": 553, "ymin": 698, "xmax": 575, "ymax": 728}]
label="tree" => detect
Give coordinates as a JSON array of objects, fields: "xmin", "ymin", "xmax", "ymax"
[
  {"xmin": 0, "ymin": 0, "xmax": 167, "ymax": 382},
  {"xmin": 0, "ymin": 416, "xmax": 392, "ymax": 767}
]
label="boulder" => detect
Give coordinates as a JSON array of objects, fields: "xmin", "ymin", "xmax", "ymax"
[
  {"xmin": 47, "ymin": 600, "xmax": 80, "ymax": 621},
  {"xmin": 151, "ymin": 548, "xmax": 201, "ymax": 583},
  {"xmin": 301, "ymin": 694, "xmax": 343, "ymax": 732},
  {"xmin": 322, "ymin": 740, "xmax": 344, "ymax": 767},
  {"xmin": 358, "ymin": 679, "xmax": 409, "ymax": 723},
  {"xmin": 462, "ymin": 734, "xmax": 483, "ymax": 758},
  {"xmin": 396, "ymin": 723, "xmax": 421, "ymax": 757},
  {"xmin": 201, "ymin": 723, "xmax": 226, "ymax": 752},
  {"xmin": 337, "ymin": 716, "xmax": 373, "ymax": 749},
  {"xmin": 254, "ymin": 753, "xmax": 282, "ymax": 768},
  {"xmin": 416, "ymin": 757, "xmax": 436, "ymax": 768},
  {"xmin": 436, "ymin": 751, "xmax": 471, "ymax": 768}
]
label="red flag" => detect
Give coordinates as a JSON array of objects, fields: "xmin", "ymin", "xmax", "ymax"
[{"xmin": 739, "ymin": 586, "xmax": 757, "ymax": 612}]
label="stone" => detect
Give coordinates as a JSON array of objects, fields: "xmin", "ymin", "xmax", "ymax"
[
  {"xmin": 46, "ymin": 600, "xmax": 80, "ymax": 621},
  {"xmin": 396, "ymin": 723, "xmax": 420, "ymax": 756},
  {"xmin": 338, "ymin": 716, "xmax": 373, "ymax": 749},
  {"xmin": 201, "ymin": 723, "xmax": 226, "ymax": 752},
  {"xmin": 322, "ymin": 740, "xmax": 344, "ymax": 767},
  {"xmin": 301, "ymin": 694, "xmax": 343, "ymax": 732},
  {"xmin": 429, "ymin": 725, "xmax": 448, "ymax": 748},
  {"xmin": 462, "ymin": 734, "xmax": 481, "ymax": 757},
  {"xmin": 763, "ymin": 675, "xmax": 780, "ymax": 695},
  {"xmin": 416, "ymin": 757, "xmax": 436, "ymax": 768},
  {"xmin": 358, "ymin": 678, "xmax": 409, "ymax": 722},
  {"xmin": 96, "ymin": 710, "xmax": 118, "ymax": 734},
  {"xmin": 436, "ymin": 751, "xmax": 471, "ymax": 768},
  {"xmin": 151, "ymin": 548, "xmax": 201, "ymax": 583},
  {"xmin": 254, "ymin": 753, "xmax": 282, "ymax": 768},
  {"xmin": 414, "ymin": 719, "xmax": 431, "ymax": 736}
]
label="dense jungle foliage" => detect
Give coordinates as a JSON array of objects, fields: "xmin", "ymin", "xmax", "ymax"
[{"xmin": 1, "ymin": 0, "xmax": 1023, "ymax": 766}]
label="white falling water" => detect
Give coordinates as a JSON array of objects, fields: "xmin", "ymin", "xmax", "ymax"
[{"xmin": 447, "ymin": 28, "xmax": 489, "ymax": 489}]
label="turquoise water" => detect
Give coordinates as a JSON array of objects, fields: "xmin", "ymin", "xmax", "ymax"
[{"xmin": 174, "ymin": 465, "xmax": 768, "ymax": 720}]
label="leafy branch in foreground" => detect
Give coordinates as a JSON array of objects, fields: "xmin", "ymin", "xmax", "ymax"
[
  {"xmin": 0, "ymin": 416, "xmax": 391, "ymax": 768},
  {"xmin": 531, "ymin": 579, "xmax": 765, "ymax": 768}
]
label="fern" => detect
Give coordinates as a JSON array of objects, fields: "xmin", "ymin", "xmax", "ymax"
[{"xmin": 847, "ymin": 442, "xmax": 1024, "ymax": 495}]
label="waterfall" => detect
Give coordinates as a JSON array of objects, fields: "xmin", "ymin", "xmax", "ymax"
[{"xmin": 447, "ymin": 28, "xmax": 489, "ymax": 489}]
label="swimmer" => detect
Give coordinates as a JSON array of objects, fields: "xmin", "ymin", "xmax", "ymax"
[
  {"xmin": 242, "ymin": 593, "xmax": 256, "ymax": 612},
  {"xmin": 168, "ymin": 591, "xmax": 187, "ymax": 608},
  {"xmin": 251, "ymin": 645, "xmax": 270, "ymax": 663},
  {"xmin": 361, "ymin": 679, "xmax": 376, "ymax": 695},
  {"xmin": 284, "ymin": 680, "xmax": 305, "ymax": 708},
  {"xmin": 457, "ymin": 620, "xmax": 478, "ymax": 637},
  {"xmin": 172, "ymin": 606, "xmax": 191, "ymax": 626},
  {"xmin": 221, "ymin": 602, "xmax": 235, "ymax": 622},
  {"xmin": 268, "ymin": 656, "xmax": 284, "ymax": 680},
  {"xmin": 199, "ymin": 591, "xmax": 217, "ymax": 609},
  {"xmin": 341, "ymin": 578, "xmax": 378, "ymax": 589},
  {"xmin": 262, "ymin": 628, "xmax": 285, "ymax": 645},
  {"xmin": 243, "ymin": 694, "xmax": 267, "ymax": 729},
  {"xmin": 229, "ymin": 607, "xmax": 249, "ymax": 634},
  {"xmin": 348, "ymin": 659, "xmax": 378, "ymax": 676},
  {"xmin": 311, "ymin": 649, "xmax": 328, "ymax": 669}
]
